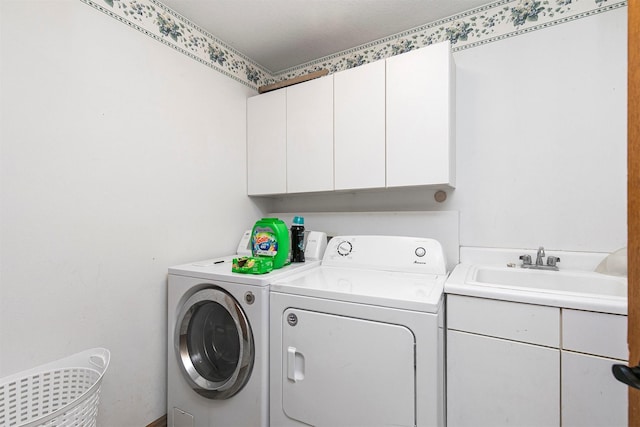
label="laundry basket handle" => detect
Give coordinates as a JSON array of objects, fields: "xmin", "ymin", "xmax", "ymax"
[
  {"xmin": 90, "ymin": 353, "xmax": 107, "ymax": 370},
  {"xmin": 87, "ymin": 348, "xmax": 110, "ymax": 374}
]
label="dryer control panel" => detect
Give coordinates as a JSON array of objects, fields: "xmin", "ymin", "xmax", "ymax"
[{"xmin": 322, "ymin": 235, "xmax": 447, "ymax": 275}]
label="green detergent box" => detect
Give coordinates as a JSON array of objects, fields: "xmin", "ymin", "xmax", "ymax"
[
  {"xmin": 251, "ymin": 218, "xmax": 290, "ymax": 269},
  {"xmin": 231, "ymin": 257, "xmax": 274, "ymax": 274}
]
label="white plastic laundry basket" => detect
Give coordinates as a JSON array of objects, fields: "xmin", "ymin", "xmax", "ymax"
[{"xmin": 0, "ymin": 348, "xmax": 110, "ymax": 427}]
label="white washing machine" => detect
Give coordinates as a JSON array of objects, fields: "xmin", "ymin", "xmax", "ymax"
[
  {"xmin": 270, "ymin": 235, "xmax": 448, "ymax": 427},
  {"xmin": 167, "ymin": 231, "xmax": 327, "ymax": 427}
]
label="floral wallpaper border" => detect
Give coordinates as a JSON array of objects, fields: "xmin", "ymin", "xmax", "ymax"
[
  {"xmin": 79, "ymin": 0, "xmax": 274, "ymax": 88},
  {"xmin": 80, "ymin": 0, "xmax": 627, "ymax": 90},
  {"xmin": 280, "ymin": 0, "xmax": 627, "ymax": 80}
]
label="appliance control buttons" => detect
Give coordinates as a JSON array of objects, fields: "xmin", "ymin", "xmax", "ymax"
[
  {"xmin": 415, "ymin": 247, "xmax": 426, "ymax": 257},
  {"xmin": 337, "ymin": 240, "xmax": 353, "ymax": 256}
]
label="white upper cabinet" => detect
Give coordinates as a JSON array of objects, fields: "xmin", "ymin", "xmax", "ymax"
[
  {"xmin": 246, "ymin": 40, "xmax": 455, "ymax": 196},
  {"xmin": 334, "ymin": 60, "xmax": 386, "ymax": 190},
  {"xmin": 286, "ymin": 75, "xmax": 334, "ymax": 193},
  {"xmin": 247, "ymin": 89, "xmax": 287, "ymax": 195},
  {"xmin": 386, "ymin": 41, "xmax": 455, "ymax": 188}
]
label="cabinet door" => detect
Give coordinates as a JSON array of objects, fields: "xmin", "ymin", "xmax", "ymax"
[
  {"xmin": 562, "ymin": 351, "xmax": 627, "ymax": 427},
  {"xmin": 386, "ymin": 41, "xmax": 455, "ymax": 188},
  {"xmin": 447, "ymin": 330, "xmax": 560, "ymax": 427},
  {"xmin": 334, "ymin": 60, "xmax": 386, "ymax": 190},
  {"xmin": 286, "ymin": 76, "xmax": 334, "ymax": 193},
  {"xmin": 247, "ymin": 90, "xmax": 287, "ymax": 195}
]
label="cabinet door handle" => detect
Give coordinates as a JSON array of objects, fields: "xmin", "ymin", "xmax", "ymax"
[{"xmin": 612, "ymin": 364, "xmax": 640, "ymax": 389}]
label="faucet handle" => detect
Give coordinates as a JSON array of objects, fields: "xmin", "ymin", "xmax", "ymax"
[
  {"xmin": 519, "ymin": 254, "xmax": 532, "ymax": 265},
  {"xmin": 547, "ymin": 256, "xmax": 561, "ymax": 267}
]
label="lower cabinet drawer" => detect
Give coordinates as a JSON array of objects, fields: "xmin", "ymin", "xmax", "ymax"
[
  {"xmin": 447, "ymin": 294, "xmax": 560, "ymax": 347},
  {"xmin": 562, "ymin": 309, "xmax": 627, "ymax": 360}
]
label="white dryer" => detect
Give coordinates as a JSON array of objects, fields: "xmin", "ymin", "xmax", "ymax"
[
  {"xmin": 270, "ymin": 235, "xmax": 448, "ymax": 427},
  {"xmin": 167, "ymin": 231, "xmax": 327, "ymax": 427}
]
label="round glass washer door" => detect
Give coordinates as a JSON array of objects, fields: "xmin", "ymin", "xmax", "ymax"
[{"xmin": 175, "ymin": 286, "xmax": 254, "ymax": 399}]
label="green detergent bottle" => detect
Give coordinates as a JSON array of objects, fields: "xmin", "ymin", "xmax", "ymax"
[{"xmin": 251, "ymin": 218, "xmax": 290, "ymax": 269}]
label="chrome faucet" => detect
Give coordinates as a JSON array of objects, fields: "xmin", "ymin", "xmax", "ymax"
[
  {"xmin": 519, "ymin": 246, "xmax": 560, "ymax": 271},
  {"xmin": 535, "ymin": 246, "xmax": 545, "ymax": 266}
]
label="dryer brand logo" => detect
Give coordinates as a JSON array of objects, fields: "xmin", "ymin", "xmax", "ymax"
[{"xmin": 414, "ymin": 260, "xmax": 427, "ymax": 265}]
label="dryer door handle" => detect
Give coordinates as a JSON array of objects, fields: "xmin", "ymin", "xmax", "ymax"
[{"xmin": 287, "ymin": 347, "xmax": 305, "ymax": 382}]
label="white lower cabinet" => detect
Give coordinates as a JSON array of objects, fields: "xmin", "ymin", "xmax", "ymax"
[
  {"xmin": 447, "ymin": 330, "xmax": 559, "ymax": 427},
  {"xmin": 561, "ymin": 308, "xmax": 628, "ymax": 427},
  {"xmin": 562, "ymin": 351, "xmax": 627, "ymax": 427},
  {"xmin": 447, "ymin": 295, "xmax": 628, "ymax": 427}
]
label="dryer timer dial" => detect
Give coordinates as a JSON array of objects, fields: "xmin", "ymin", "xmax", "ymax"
[{"xmin": 337, "ymin": 240, "xmax": 353, "ymax": 256}]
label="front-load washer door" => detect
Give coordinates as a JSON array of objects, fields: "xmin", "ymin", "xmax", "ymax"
[{"xmin": 175, "ymin": 286, "xmax": 254, "ymax": 399}]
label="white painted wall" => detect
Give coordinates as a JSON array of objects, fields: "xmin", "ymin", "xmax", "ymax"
[
  {"xmin": 269, "ymin": 8, "xmax": 627, "ymax": 254},
  {"xmin": 0, "ymin": 1, "xmax": 627, "ymax": 425},
  {"xmin": 0, "ymin": 1, "xmax": 265, "ymax": 426}
]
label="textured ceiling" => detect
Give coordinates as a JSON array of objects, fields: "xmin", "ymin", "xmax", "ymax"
[{"xmin": 160, "ymin": 0, "xmax": 493, "ymax": 73}]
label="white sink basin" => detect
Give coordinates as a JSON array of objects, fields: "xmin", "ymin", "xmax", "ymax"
[
  {"xmin": 472, "ymin": 266, "xmax": 627, "ymax": 298},
  {"xmin": 445, "ymin": 264, "xmax": 628, "ymax": 314}
]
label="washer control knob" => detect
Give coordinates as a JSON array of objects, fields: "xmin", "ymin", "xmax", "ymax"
[
  {"xmin": 415, "ymin": 247, "xmax": 426, "ymax": 257},
  {"xmin": 244, "ymin": 291, "xmax": 255, "ymax": 305}
]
